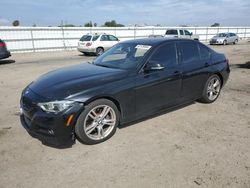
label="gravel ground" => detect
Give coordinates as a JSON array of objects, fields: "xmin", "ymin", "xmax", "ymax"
[{"xmin": 0, "ymin": 41, "xmax": 250, "ymax": 188}]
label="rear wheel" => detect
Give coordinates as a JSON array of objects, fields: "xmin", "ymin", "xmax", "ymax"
[
  {"xmin": 96, "ymin": 47, "xmax": 104, "ymax": 56},
  {"xmin": 75, "ymin": 99, "xmax": 120, "ymax": 145},
  {"xmin": 199, "ymin": 75, "xmax": 222, "ymax": 103}
]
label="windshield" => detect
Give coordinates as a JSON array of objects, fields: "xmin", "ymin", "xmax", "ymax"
[
  {"xmin": 93, "ymin": 43, "xmax": 152, "ymax": 70},
  {"xmin": 216, "ymin": 33, "xmax": 227, "ymax": 37},
  {"xmin": 80, "ymin": 35, "xmax": 92, "ymax": 41}
]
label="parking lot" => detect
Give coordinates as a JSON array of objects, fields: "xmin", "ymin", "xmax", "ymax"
[{"xmin": 0, "ymin": 42, "xmax": 250, "ymax": 187}]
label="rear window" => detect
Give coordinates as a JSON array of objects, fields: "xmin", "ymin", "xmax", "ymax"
[
  {"xmin": 166, "ymin": 30, "xmax": 178, "ymax": 35},
  {"xmin": 178, "ymin": 41, "xmax": 200, "ymax": 64},
  {"xmin": 199, "ymin": 44, "xmax": 210, "ymax": 61},
  {"xmin": 80, "ymin": 35, "xmax": 92, "ymax": 41}
]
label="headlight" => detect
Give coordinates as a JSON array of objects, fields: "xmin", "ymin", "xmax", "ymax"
[{"xmin": 38, "ymin": 100, "xmax": 76, "ymax": 113}]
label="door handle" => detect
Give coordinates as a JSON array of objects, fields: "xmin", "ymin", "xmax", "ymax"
[{"xmin": 173, "ymin": 71, "xmax": 181, "ymax": 75}]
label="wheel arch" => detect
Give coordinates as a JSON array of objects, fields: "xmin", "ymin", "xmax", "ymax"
[
  {"xmin": 84, "ymin": 95, "xmax": 122, "ymax": 116},
  {"xmin": 214, "ymin": 72, "xmax": 224, "ymax": 87},
  {"xmin": 96, "ymin": 46, "xmax": 104, "ymax": 51}
]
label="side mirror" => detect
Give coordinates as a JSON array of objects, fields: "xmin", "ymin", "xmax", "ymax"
[
  {"xmin": 190, "ymin": 32, "xmax": 193, "ymax": 36},
  {"xmin": 144, "ymin": 61, "xmax": 165, "ymax": 72}
]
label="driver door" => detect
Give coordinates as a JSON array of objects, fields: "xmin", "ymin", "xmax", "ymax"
[{"xmin": 135, "ymin": 42, "xmax": 182, "ymax": 117}]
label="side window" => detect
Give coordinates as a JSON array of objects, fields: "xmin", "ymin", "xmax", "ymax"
[
  {"xmin": 199, "ymin": 44, "xmax": 210, "ymax": 61},
  {"xmin": 178, "ymin": 41, "xmax": 200, "ymax": 64},
  {"xmin": 92, "ymin": 35, "xmax": 100, "ymax": 41},
  {"xmin": 184, "ymin": 30, "xmax": 191, "ymax": 35},
  {"xmin": 149, "ymin": 43, "xmax": 177, "ymax": 67},
  {"xmin": 166, "ymin": 30, "xmax": 178, "ymax": 35},
  {"xmin": 100, "ymin": 35, "xmax": 108, "ymax": 41},
  {"xmin": 108, "ymin": 35, "xmax": 119, "ymax": 41},
  {"xmin": 180, "ymin": 30, "xmax": 184, "ymax": 35}
]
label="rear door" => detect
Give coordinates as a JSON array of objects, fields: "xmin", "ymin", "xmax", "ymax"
[{"xmin": 177, "ymin": 41, "xmax": 209, "ymax": 100}]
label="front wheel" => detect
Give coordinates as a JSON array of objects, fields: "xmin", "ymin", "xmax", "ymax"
[
  {"xmin": 233, "ymin": 39, "xmax": 238, "ymax": 45},
  {"xmin": 223, "ymin": 40, "xmax": 227, "ymax": 45},
  {"xmin": 75, "ymin": 99, "xmax": 120, "ymax": 145},
  {"xmin": 199, "ymin": 75, "xmax": 222, "ymax": 103}
]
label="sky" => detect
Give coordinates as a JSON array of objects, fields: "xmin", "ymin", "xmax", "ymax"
[{"xmin": 0, "ymin": 0, "xmax": 250, "ymax": 27}]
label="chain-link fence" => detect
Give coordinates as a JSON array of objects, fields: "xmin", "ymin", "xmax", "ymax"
[{"xmin": 0, "ymin": 26, "xmax": 250, "ymax": 53}]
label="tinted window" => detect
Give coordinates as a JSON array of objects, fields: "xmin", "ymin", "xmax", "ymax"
[
  {"xmin": 80, "ymin": 35, "xmax": 92, "ymax": 41},
  {"xmin": 184, "ymin": 30, "xmax": 191, "ymax": 35},
  {"xmin": 166, "ymin": 30, "xmax": 178, "ymax": 35},
  {"xmin": 100, "ymin": 35, "xmax": 109, "ymax": 41},
  {"xmin": 199, "ymin": 44, "xmax": 210, "ymax": 61},
  {"xmin": 179, "ymin": 41, "xmax": 200, "ymax": 64},
  {"xmin": 92, "ymin": 35, "xmax": 100, "ymax": 41},
  {"xmin": 180, "ymin": 30, "xmax": 184, "ymax": 35},
  {"xmin": 108, "ymin": 35, "xmax": 118, "ymax": 41},
  {"xmin": 230, "ymin": 33, "xmax": 235, "ymax": 36},
  {"xmin": 149, "ymin": 43, "xmax": 177, "ymax": 67}
]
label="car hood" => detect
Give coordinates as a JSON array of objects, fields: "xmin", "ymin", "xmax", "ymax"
[{"xmin": 29, "ymin": 63, "xmax": 128, "ymax": 100}]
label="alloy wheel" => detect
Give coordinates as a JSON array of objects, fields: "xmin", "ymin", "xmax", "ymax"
[
  {"xmin": 207, "ymin": 77, "xmax": 221, "ymax": 101},
  {"xmin": 83, "ymin": 105, "xmax": 116, "ymax": 140}
]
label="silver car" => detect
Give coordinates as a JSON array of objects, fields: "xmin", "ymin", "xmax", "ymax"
[{"xmin": 209, "ymin": 33, "xmax": 239, "ymax": 45}]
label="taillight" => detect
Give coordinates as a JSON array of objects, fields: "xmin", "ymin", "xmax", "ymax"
[
  {"xmin": 86, "ymin": 42, "xmax": 92, "ymax": 47},
  {"xmin": 0, "ymin": 42, "xmax": 6, "ymax": 47}
]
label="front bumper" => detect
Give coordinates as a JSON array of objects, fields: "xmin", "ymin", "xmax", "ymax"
[
  {"xmin": 20, "ymin": 88, "xmax": 84, "ymax": 147},
  {"xmin": 209, "ymin": 40, "xmax": 224, "ymax": 45}
]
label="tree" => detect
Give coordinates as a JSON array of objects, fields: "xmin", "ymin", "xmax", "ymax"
[
  {"xmin": 84, "ymin": 21, "xmax": 93, "ymax": 27},
  {"xmin": 94, "ymin": 23, "xmax": 97, "ymax": 27},
  {"xmin": 12, "ymin": 20, "xmax": 20, "ymax": 26},
  {"xmin": 103, "ymin": 20, "xmax": 124, "ymax": 27},
  {"xmin": 211, "ymin": 23, "xmax": 220, "ymax": 27}
]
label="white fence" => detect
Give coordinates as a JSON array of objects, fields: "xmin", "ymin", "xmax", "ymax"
[{"xmin": 0, "ymin": 26, "xmax": 250, "ymax": 53}]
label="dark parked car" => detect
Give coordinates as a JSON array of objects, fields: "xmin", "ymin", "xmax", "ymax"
[
  {"xmin": 0, "ymin": 39, "xmax": 11, "ymax": 60},
  {"xmin": 20, "ymin": 38, "xmax": 230, "ymax": 146}
]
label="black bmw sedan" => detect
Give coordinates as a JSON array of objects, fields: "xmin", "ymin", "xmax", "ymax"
[{"xmin": 20, "ymin": 38, "xmax": 230, "ymax": 146}]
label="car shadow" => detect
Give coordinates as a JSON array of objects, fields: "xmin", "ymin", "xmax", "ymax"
[
  {"xmin": 0, "ymin": 59, "xmax": 15, "ymax": 65},
  {"xmin": 119, "ymin": 101, "xmax": 195, "ymax": 129},
  {"xmin": 230, "ymin": 61, "xmax": 250, "ymax": 69}
]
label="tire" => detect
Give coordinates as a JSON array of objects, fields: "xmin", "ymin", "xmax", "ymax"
[
  {"xmin": 199, "ymin": 75, "xmax": 222, "ymax": 103},
  {"xmin": 233, "ymin": 39, "xmax": 238, "ymax": 45},
  {"xmin": 75, "ymin": 99, "xmax": 120, "ymax": 145},
  {"xmin": 223, "ymin": 40, "xmax": 227, "ymax": 45},
  {"xmin": 96, "ymin": 47, "xmax": 104, "ymax": 56}
]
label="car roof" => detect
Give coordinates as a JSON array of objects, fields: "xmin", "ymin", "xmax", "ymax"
[{"xmin": 120, "ymin": 38, "xmax": 196, "ymax": 46}]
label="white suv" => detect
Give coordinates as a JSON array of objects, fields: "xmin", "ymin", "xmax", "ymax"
[
  {"xmin": 165, "ymin": 29, "xmax": 199, "ymax": 41},
  {"xmin": 77, "ymin": 33, "xmax": 119, "ymax": 55}
]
